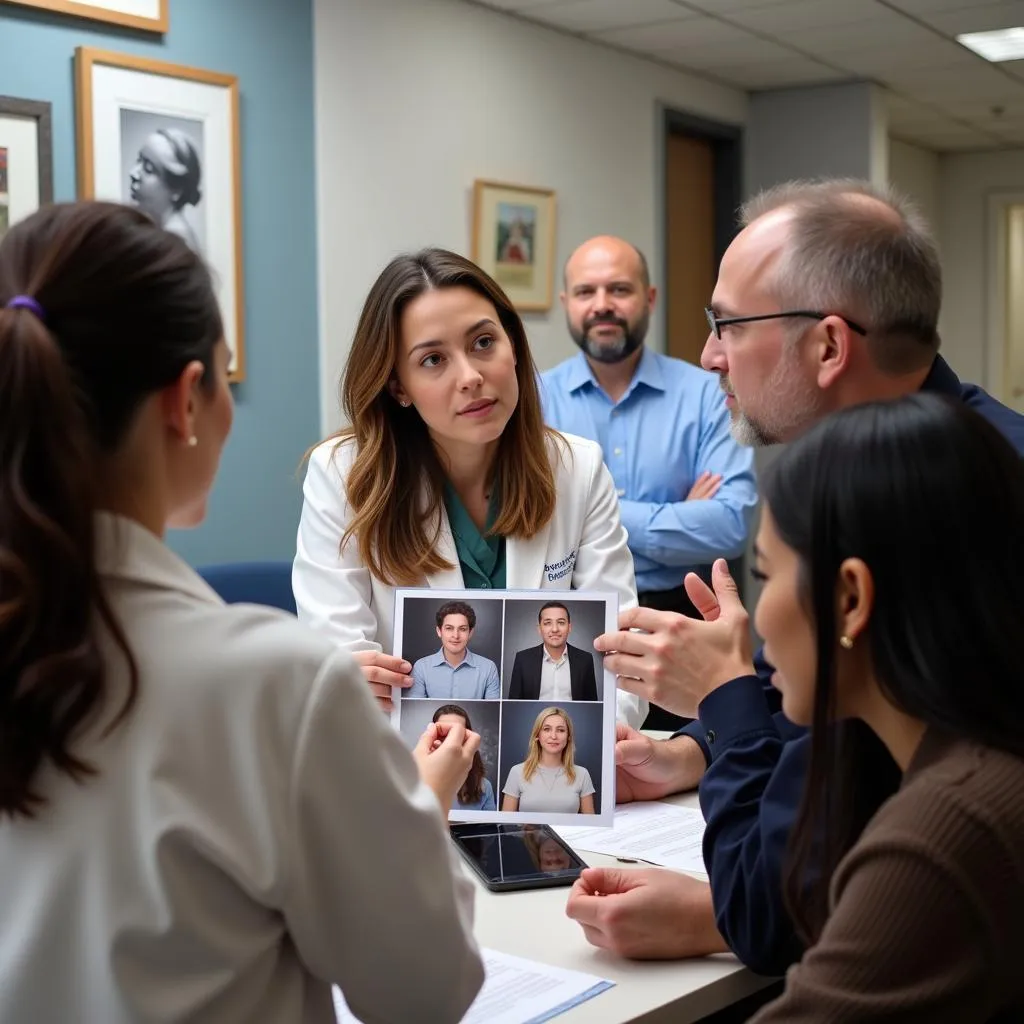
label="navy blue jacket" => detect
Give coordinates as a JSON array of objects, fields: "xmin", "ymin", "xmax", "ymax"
[{"xmin": 677, "ymin": 356, "xmax": 1024, "ymax": 977}]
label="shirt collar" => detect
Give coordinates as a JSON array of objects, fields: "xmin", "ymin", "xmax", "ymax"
[
  {"xmin": 94, "ymin": 512, "xmax": 222, "ymax": 607},
  {"xmin": 543, "ymin": 646, "xmax": 569, "ymax": 666},
  {"xmin": 565, "ymin": 346, "xmax": 665, "ymax": 396},
  {"xmin": 432, "ymin": 647, "xmax": 477, "ymax": 669},
  {"xmin": 919, "ymin": 355, "xmax": 962, "ymax": 398}
]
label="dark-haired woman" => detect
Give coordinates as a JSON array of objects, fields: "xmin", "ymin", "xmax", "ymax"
[
  {"xmin": 748, "ymin": 393, "xmax": 1024, "ymax": 1022},
  {"xmin": 0, "ymin": 202, "xmax": 483, "ymax": 1023},
  {"xmin": 432, "ymin": 705, "xmax": 496, "ymax": 811}
]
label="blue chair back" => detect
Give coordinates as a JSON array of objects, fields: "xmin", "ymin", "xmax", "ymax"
[{"xmin": 197, "ymin": 560, "xmax": 297, "ymax": 615}]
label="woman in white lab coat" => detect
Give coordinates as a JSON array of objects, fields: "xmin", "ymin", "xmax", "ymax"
[
  {"xmin": 0, "ymin": 202, "xmax": 483, "ymax": 1024},
  {"xmin": 293, "ymin": 247, "xmax": 644, "ymax": 727}
]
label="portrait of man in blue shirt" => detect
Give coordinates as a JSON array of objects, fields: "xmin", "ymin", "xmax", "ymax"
[
  {"xmin": 408, "ymin": 600, "xmax": 501, "ymax": 700},
  {"xmin": 541, "ymin": 235, "xmax": 758, "ymax": 727}
]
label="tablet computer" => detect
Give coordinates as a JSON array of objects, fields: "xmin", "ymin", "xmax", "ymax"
[{"xmin": 450, "ymin": 823, "xmax": 587, "ymax": 892}]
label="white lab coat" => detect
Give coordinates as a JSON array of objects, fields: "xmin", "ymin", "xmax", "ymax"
[
  {"xmin": 0, "ymin": 514, "xmax": 483, "ymax": 1024},
  {"xmin": 293, "ymin": 431, "xmax": 647, "ymax": 728}
]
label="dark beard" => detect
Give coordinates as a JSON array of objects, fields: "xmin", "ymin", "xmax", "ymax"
[{"xmin": 569, "ymin": 309, "xmax": 648, "ymax": 365}]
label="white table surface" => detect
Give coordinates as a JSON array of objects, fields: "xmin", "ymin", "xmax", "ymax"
[{"xmin": 470, "ymin": 788, "xmax": 777, "ymax": 1023}]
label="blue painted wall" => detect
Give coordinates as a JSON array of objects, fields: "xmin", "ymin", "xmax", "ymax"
[{"xmin": 0, "ymin": 0, "xmax": 320, "ymax": 566}]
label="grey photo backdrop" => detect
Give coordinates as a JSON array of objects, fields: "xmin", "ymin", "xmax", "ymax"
[
  {"xmin": 500, "ymin": 597, "xmax": 607, "ymax": 698},
  {"xmin": 397, "ymin": 698, "xmax": 500, "ymax": 803},
  {"xmin": 497, "ymin": 700, "xmax": 604, "ymax": 814},
  {"xmin": 398, "ymin": 594, "xmax": 506, "ymax": 678}
]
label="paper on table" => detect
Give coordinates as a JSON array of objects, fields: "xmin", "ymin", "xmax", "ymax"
[
  {"xmin": 333, "ymin": 947, "xmax": 614, "ymax": 1024},
  {"xmin": 555, "ymin": 801, "xmax": 708, "ymax": 878}
]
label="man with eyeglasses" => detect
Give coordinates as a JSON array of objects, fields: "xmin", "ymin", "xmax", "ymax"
[
  {"xmin": 540, "ymin": 235, "xmax": 757, "ymax": 729},
  {"xmin": 566, "ymin": 179, "xmax": 1024, "ymax": 973}
]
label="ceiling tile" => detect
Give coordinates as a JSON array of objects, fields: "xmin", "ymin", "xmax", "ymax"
[
  {"xmin": 828, "ymin": 41, "xmax": 988, "ymax": 75},
  {"xmin": 529, "ymin": 0, "xmax": 691, "ymax": 33},
  {"xmin": 887, "ymin": 0, "xmax": 1005, "ymax": 13},
  {"xmin": 683, "ymin": 0, "xmax": 823, "ymax": 10},
  {"xmin": 472, "ymin": 0, "xmax": 564, "ymax": 9},
  {"xmin": 937, "ymin": 95, "xmax": 1024, "ymax": 118},
  {"xmin": 784, "ymin": 18, "xmax": 951, "ymax": 53},
  {"xmin": 921, "ymin": 1, "xmax": 1024, "ymax": 34},
  {"xmin": 592, "ymin": 15, "xmax": 758, "ymax": 51},
  {"xmin": 658, "ymin": 38, "xmax": 807, "ymax": 68},
  {"xmin": 885, "ymin": 62, "xmax": 1021, "ymax": 97},
  {"xmin": 713, "ymin": 59, "xmax": 853, "ymax": 89},
  {"xmin": 722, "ymin": 0, "xmax": 893, "ymax": 33}
]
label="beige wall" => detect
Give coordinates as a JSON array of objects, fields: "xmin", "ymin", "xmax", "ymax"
[
  {"xmin": 888, "ymin": 138, "xmax": 941, "ymax": 249},
  {"xmin": 312, "ymin": 0, "xmax": 747, "ymax": 432},
  {"xmin": 938, "ymin": 147, "xmax": 1024, "ymax": 393}
]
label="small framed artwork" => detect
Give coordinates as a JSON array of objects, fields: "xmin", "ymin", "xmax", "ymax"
[
  {"xmin": 0, "ymin": 96, "xmax": 53, "ymax": 245},
  {"xmin": 75, "ymin": 47, "xmax": 246, "ymax": 380},
  {"xmin": 471, "ymin": 179, "xmax": 556, "ymax": 312},
  {"xmin": 0, "ymin": 0, "xmax": 168, "ymax": 32}
]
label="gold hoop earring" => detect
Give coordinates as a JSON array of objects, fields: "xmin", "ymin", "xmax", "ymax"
[{"xmin": 839, "ymin": 635, "xmax": 854, "ymax": 650}]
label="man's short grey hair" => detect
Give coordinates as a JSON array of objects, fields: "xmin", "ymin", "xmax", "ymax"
[{"xmin": 741, "ymin": 179, "xmax": 941, "ymax": 374}]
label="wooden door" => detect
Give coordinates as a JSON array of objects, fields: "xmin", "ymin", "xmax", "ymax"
[{"xmin": 665, "ymin": 133, "xmax": 716, "ymax": 367}]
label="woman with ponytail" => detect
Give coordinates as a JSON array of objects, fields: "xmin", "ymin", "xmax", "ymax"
[{"xmin": 0, "ymin": 202, "xmax": 482, "ymax": 1023}]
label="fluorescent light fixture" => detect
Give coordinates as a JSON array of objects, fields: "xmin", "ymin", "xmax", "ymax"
[{"xmin": 958, "ymin": 27, "xmax": 1024, "ymax": 62}]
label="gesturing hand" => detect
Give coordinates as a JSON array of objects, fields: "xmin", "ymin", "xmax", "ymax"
[{"xmin": 595, "ymin": 559, "xmax": 754, "ymax": 718}]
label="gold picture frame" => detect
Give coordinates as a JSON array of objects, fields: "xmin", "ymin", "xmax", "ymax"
[
  {"xmin": 471, "ymin": 179, "xmax": 556, "ymax": 312},
  {"xmin": 75, "ymin": 47, "xmax": 246, "ymax": 381},
  {"xmin": 1, "ymin": 0, "xmax": 168, "ymax": 32}
]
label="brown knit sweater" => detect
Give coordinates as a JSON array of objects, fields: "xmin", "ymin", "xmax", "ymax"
[{"xmin": 751, "ymin": 729, "xmax": 1024, "ymax": 1023}]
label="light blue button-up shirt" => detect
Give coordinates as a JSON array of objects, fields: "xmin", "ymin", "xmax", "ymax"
[
  {"xmin": 408, "ymin": 648, "xmax": 501, "ymax": 700},
  {"xmin": 541, "ymin": 348, "xmax": 757, "ymax": 593}
]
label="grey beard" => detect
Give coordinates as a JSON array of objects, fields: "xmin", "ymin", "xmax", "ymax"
[{"xmin": 570, "ymin": 316, "xmax": 647, "ymax": 365}]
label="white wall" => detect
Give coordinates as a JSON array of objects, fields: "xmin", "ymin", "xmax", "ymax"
[
  {"xmin": 313, "ymin": 0, "xmax": 746, "ymax": 431},
  {"xmin": 938, "ymin": 148, "xmax": 1024, "ymax": 391},
  {"xmin": 888, "ymin": 138, "xmax": 941, "ymax": 248}
]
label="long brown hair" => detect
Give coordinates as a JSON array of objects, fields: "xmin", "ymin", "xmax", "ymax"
[
  {"xmin": 0, "ymin": 201, "xmax": 222, "ymax": 820},
  {"xmin": 522, "ymin": 707, "xmax": 577, "ymax": 784},
  {"xmin": 432, "ymin": 703, "xmax": 487, "ymax": 805},
  {"xmin": 332, "ymin": 248, "xmax": 559, "ymax": 586}
]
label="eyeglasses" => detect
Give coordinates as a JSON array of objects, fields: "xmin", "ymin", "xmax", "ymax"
[{"xmin": 704, "ymin": 307, "xmax": 868, "ymax": 340}]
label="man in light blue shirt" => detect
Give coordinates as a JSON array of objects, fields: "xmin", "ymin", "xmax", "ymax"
[
  {"xmin": 541, "ymin": 236, "xmax": 757, "ymax": 726},
  {"xmin": 408, "ymin": 600, "xmax": 501, "ymax": 700}
]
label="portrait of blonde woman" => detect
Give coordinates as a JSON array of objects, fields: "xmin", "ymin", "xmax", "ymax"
[
  {"xmin": 502, "ymin": 707, "xmax": 595, "ymax": 815},
  {"xmin": 292, "ymin": 247, "xmax": 644, "ymax": 727}
]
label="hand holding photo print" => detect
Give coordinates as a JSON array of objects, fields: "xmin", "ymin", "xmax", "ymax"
[{"xmin": 391, "ymin": 587, "xmax": 617, "ymax": 827}]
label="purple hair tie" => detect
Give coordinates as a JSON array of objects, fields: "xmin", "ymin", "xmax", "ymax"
[{"xmin": 5, "ymin": 295, "xmax": 46, "ymax": 322}]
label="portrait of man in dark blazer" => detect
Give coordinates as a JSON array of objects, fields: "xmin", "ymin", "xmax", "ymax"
[{"xmin": 507, "ymin": 601, "xmax": 598, "ymax": 702}]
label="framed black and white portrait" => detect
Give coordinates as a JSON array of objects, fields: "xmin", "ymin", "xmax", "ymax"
[
  {"xmin": 75, "ymin": 48, "xmax": 246, "ymax": 380},
  {"xmin": 0, "ymin": 96, "xmax": 53, "ymax": 244}
]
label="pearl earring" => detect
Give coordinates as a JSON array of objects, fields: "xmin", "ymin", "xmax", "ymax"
[
  {"xmin": 839, "ymin": 635, "xmax": 854, "ymax": 650},
  {"xmin": 187, "ymin": 436, "xmax": 198, "ymax": 447},
  {"xmin": 400, "ymin": 400, "xmax": 410, "ymax": 408}
]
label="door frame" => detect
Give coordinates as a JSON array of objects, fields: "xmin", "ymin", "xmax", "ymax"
[
  {"xmin": 985, "ymin": 189, "xmax": 1024, "ymax": 403},
  {"xmin": 656, "ymin": 104, "xmax": 744, "ymax": 333}
]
